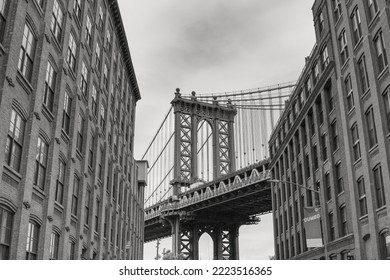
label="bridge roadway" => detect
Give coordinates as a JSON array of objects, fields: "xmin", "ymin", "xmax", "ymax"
[{"xmin": 144, "ymin": 159, "xmax": 272, "ymax": 242}]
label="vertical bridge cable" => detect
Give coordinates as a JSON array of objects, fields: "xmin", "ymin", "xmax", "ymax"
[{"xmin": 142, "ymin": 106, "xmax": 175, "ymax": 209}]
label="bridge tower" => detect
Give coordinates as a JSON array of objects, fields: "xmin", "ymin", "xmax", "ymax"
[{"xmin": 165, "ymin": 89, "xmax": 239, "ymax": 259}]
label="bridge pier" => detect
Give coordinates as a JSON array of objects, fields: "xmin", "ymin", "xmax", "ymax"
[{"xmin": 213, "ymin": 224, "xmax": 240, "ymax": 260}]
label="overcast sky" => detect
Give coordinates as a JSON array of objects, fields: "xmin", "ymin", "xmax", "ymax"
[{"xmin": 117, "ymin": 0, "xmax": 316, "ymax": 260}]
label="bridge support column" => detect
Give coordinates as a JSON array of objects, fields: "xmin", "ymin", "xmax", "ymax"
[
  {"xmin": 165, "ymin": 216, "xmax": 181, "ymax": 257},
  {"xmin": 213, "ymin": 224, "xmax": 240, "ymax": 260},
  {"xmin": 180, "ymin": 225, "xmax": 200, "ymax": 260}
]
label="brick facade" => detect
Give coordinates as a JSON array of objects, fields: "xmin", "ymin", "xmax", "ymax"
[
  {"xmin": 0, "ymin": 0, "xmax": 145, "ymax": 260},
  {"xmin": 269, "ymin": 0, "xmax": 390, "ymax": 260}
]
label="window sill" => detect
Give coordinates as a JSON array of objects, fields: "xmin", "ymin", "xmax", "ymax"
[
  {"xmin": 361, "ymin": 88, "xmax": 371, "ymax": 101},
  {"xmin": 358, "ymin": 214, "xmax": 368, "ymax": 222},
  {"xmin": 71, "ymin": 214, "xmax": 78, "ymax": 223},
  {"xmin": 76, "ymin": 149, "xmax": 84, "ymax": 161},
  {"xmin": 54, "ymin": 201, "xmax": 64, "ymax": 213},
  {"xmin": 346, "ymin": 106, "xmax": 356, "ymax": 118},
  {"xmin": 340, "ymin": 58, "xmax": 350, "ymax": 73},
  {"xmin": 61, "ymin": 129, "xmax": 70, "ymax": 144},
  {"xmin": 353, "ymin": 36, "xmax": 364, "ymax": 53},
  {"xmin": 0, "ymin": 42, "xmax": 5, "ymax": 55},
  {"xmin": 368, "ymin": 11, "xmax": 380, "ymax": 30},
  {"xmin": 41, "ymin": 105, "xmax": 54, "ymax": 123},
  {"xmin": 16, "ymin": 70, "xmax": 34, "ymax": 95},
  {"xmin": 50, "ymin": 33, "xmax": 63, "ymax": 55},
  {"xmin": 334, "ymin": 14, "xmax": 343, "ymax": 30},
  {"xmin": 337, "ymin": 190, "xmax": 345, "ymax": 198},
  {"xmin": 376, "ymin": 205, "xmax": 387, "ymax": 215},
  {"xmin": 353, "ymin": 158, "xmax": 362, "ymax": 167},
  {"xmin": 3, "ymin": 164, "xmax": 23, "ymax": 181},
  {"xmin": 368, "ymin": 144, "xmax": 379, "ymax": 155},
  {"xmin": 377, "ymin": 65, "xmax": 389, "ymax": 81}
]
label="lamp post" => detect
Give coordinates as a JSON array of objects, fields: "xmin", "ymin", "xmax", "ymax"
[{"xmin": 268, "ymin": 179, "xmax": 328, "ymax": 260}]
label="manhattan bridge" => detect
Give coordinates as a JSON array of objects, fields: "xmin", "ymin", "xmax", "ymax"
[{"xmin": 141, "ymin": 82, "xmax": 295, "ymax": 260}]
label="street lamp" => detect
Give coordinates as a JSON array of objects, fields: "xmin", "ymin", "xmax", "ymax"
[{"xmin": 268, "ymin": 179, "xmax": 328, "ymax": 260}]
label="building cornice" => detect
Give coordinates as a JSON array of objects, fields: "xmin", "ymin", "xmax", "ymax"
[{"xmin": 108, "ymin": 0, "xmax": 141, "ymax": 101}]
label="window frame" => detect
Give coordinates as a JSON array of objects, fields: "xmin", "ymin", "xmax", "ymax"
[
  {"xmin": 50, "ymin": 0, "xmax": 63, "ymax": 43},
  {"xmin": 18, "ymin": 22, "xmax": 37, "ymax": 82},
  {"xmin": 33, "ymin": 136, "xmax": 49, "ymax": 190},
  {"xmin": 25, "ymin": 221, "xmax": 39, "ymax": 260},
  {"xmin": 5, "ymin": 109, "xmax": 26, "ymax": 172}
]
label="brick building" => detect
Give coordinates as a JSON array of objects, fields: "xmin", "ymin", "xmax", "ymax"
[
  {"xmin": 0, "ymin": 0, "xmax": 146, "ymax": 260},
  {"xmin": 269, "ymin": 0, "xmax": 390, "ymax": 260}
]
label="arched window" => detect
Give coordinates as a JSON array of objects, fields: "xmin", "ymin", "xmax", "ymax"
[
  {"xmin": 26, "ymin": 220, "xmax": 40, "ymax": 260},
  {"xmin": 0, "ymin": 206, "xmax": 13, "ymax": 260}
]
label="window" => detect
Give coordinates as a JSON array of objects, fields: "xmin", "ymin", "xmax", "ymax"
[
  {"xmin": 98, "ymin": 5, "xmax": 104, "ymax": 31},
  {"xmin": 379, "ymin": 232, "xmax": 390, "ymax": 260},
  {"xmin": 321, "ymin": 133, "xmax": 327, "ymax": 161},
  {"xmin": 95, "ymin": 42, "xmax": 101, "ymax": 69},
  {"xmin": 0, "ymin": 0, "xmax": 10, "ymax": 44},
  {"xmin": 335, "ymin": 161, "xmax": 343, "ymax": 194},
  {"xmin": 26, "ymin": 221, "xmax": 39, "ymax": 260},
  {"xmin": 384, "ymin": 89, "xmax": 390, "ymax": 133},
  {"xmin": 339, "ymin": 205, "xmax": 347, "ymax": 237},
  {"xmin": 312, "ymin": 145, "xmax": 318, "ymax": 170},
  {"xmin": 373, "ymin": 165, "xmax": 386, "ymax": 208},
  {"xmin": 43, "ymin": 61, "xmax": 57, "ymax": 112},
  {"xmin": 325, "ymin": 172, "xmax": 331, "ymax": 202},
  {"xmin": 351, "ymin": 123, "xmax": 361, "ymax": 162},
  {"xmin": 338, "ymin": 30, "xmax": 349, "ymax": 65},
  {"xmin": 328, "ymin": 212, "xmax": 335, "ymax": 241},
  {"xmin": 351, "ymin": 7, "xmax": 362, "ymax": 44},
  {"xmin": 104, "ymin": 206, "xmax": 108, "ymax": 238},
  {"xmin": 374, "ymin": 30, "xmax": 388, "ymax": 73},
  {"xmin": 92, "ymin": 85, "xmax": 98, "ymax": 117},
  {"xmin": 305, "ymin": 154, "xmax": 310, "ymax": 179},
  {"xmin": 100, "ymin": 104, "xmax": 106, "ymax": 133},
  {"xmin": 71, "ymin": 175, "xmax": 79, "ymax": 216},
  {"xmin": 365, "ymin": 107, "xmax": 377, "ymax": 148},
  {"xmin": 368, "ymin": 0, "xmax": 379, "ymax": 21},
  {"xmin": 62, "ymin": 91, "xmax": 72, "ymax": 135},
  {"xmin": 326, "ymin": 86, "xmax": 334, "ymax": 112},
  {"xmin": 95, "ymin": 199, "xmax": 100, "ymax": 232},
  {"xmin": 50, "ymin": 0, "xmax": 63, "ymax": 42},
  {"xmin": 73, "ymin": 0, "xmax": 82, "ymax": 21},
  {"xmin": 318, "ymin": 11, "xmax": 324, "ymax": 33},
  {"xmin": 34, "ymin": 136, "xmax": 48, "ymax": 190},
  {"xmin": 98, "ymin": 147, "xmax": 103, "ymax": 180},
  {"xmin": 88, "ymin": 134, "xmax": 94, "ymax": 168},
  {"xmin": 55, "ymin": 159, "xmax": 65, "ymax": 205},
  {"xmin": 18, "ymin": 23, "xmax": 36, "ymax": 82},
  {"xmin": 316, "ymin": 98, "xmax": 323, "ymax": 125},
  {"xmin": 358, "ymin": 55, "xmax": 370, "ymax": 93},
  {"xmin": 68, "ymin": 240, "xmax": 75, "ymax": 260},
  {"xmin": 321, "ymin": 45, "xmax": 329, "ymax": 69},
  {"xmin": 76, "ymin": 113, "xmax": 84, "ymax": 152},
  {"xmin": 106, "ymin": 28, "xmax": 112, "ymax": 51},
  {"xmin": 357, "ymin": 177, "xmax": 367, "ymax": 217},
  {"xmin": 49, "ymin": 232, "xmax": 60, "ymax": 260},
  {"xmin": 304, "ymin": 77, "xmax": 311, "ymax": 97},
  {"xmin": 103, "ymin": 63, "xmax": 108, "ymax": 90},
  {"xmin": 79, "ymin": 62, "xmax": 88, "ymax": 98},
  {"xmin": 301, "ymin": 121, "xmax": 307, "ymax": 146},
  {"xmin": 85, "ymin": 15, "xmax": 92, "ymax": 48},
  {"xmin": 5, "ymin": 109, "xmax": 26, "ymax": 172},
  {"xmin": 0, "ymin": 207, "xmax": 13, "ymax": 260},
  {"xmin": 332, "ymin": 0, "xmax": 342, "ymax": 22},
  {"xmin": 330, "ymin": 120, "xmax": 339, "ymax": 152},
  {"xmin": 85, "ymin": 189, "xmax": 91, "ymax": 225},
  {"xmin": 344, "ymin": 74, "xmax": 354, "ymax": 111},
  {"xmin": 298, "ymin": 90, "xmax": 304, "ymax": 109},
  {"xmin": 312, "ymin": 62, "xmax": 320, "ymax": 85},
  {"xmin": 67, "ymin": 33, "xmax": 76, "ymax": 72}
]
